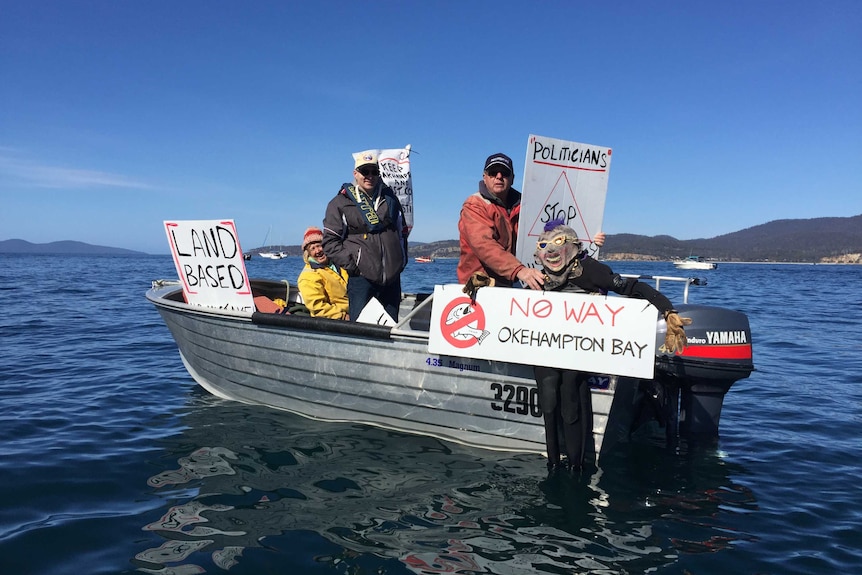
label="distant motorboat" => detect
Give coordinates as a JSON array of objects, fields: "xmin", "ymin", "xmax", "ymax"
[
  {"xmin": 673, "ymin": 255, "xmax": 717, "ymax": 270},
  {"xmin": 414, "ymin": 256, "xmax": 434, "ymax": 263}
]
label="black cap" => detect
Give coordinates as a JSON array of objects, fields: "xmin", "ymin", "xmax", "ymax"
[{"xmin": 484, "ymin": 153, "xmax": 513, "ymax": 174}]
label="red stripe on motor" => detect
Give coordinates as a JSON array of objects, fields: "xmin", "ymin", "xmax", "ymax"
[{"xmin": 681, "ymin": 344, "xmax": 752, "ymax": 360}]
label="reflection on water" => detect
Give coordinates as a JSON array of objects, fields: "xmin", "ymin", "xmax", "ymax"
[{"xmin": 135, "ymin": 393, "xmax": 757, "ymax": 574}]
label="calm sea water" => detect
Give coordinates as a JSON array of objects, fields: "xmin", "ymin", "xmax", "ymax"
[{"xmin": 1, "ymin": 254, "xmax": 861, "ymax": 575}]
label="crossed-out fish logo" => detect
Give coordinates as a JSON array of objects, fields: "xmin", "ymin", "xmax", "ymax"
[{"xmin": 441, "ymin": 297, "xmax": 489, "ymax": 349}]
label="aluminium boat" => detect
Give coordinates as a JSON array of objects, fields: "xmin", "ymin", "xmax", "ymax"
[{"xmin": 146, "ymin": 275, "xmax": 752, "ymax": 459}]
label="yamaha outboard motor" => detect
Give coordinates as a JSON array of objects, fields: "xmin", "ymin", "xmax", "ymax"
[{"xmin": 653, "ymin": 304, "xmax": 754, "ymax": 440}]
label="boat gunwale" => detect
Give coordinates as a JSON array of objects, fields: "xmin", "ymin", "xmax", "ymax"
[{"xmin": 147, "ymin": 273, "xmax": 706, "ymax": 342}]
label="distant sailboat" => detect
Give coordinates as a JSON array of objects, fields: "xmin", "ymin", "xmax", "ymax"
[{"xmin": 258, "ymin": 226, "xmax": 286, "ymax": 259}]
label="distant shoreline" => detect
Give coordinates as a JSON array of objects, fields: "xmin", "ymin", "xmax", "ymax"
[{"xmin": 605, "ymin": 259, "xmax": 858, "ymax": 266}]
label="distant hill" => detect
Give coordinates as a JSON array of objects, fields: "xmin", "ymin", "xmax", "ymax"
[
  {"xmin": 408, "ymin": 214, "xmax": 862, "ymax": 264},
  {"xmin": 0, "ymin": 239, "xmax": 146, "ymax": 256},
  {"xmin": 4, "ymin": 214, "xmax": 860, "ymax": 262}
]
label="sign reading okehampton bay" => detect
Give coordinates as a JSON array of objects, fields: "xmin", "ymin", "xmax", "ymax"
[
  {"xmin": 428, "ymin": 285, "xmax": 658, "ymax": 379},
  {"xmin": 164, "ymin": 219, "xmax": 254, "ymax": 312},
  {"xmin": 516, "ymin": 134, "xmax": 612, "ymax": 264}
]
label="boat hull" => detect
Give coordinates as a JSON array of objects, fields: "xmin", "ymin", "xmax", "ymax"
[
  {"xmin": 673, "ymin": 256, "xmax": 717, "ymax": 270},
  {"xmin": 147, "ymin": 284, "xmax": 643, "ymax": 457},
  {"xmin": 673, "ymin": 262, "xmax": 717, "ymax": 270},
  {"xmin": 148, "ymin": 275, "xmax": 753, "ymax": 459}
]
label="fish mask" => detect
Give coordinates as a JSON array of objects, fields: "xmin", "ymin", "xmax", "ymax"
[{"xmin": 535, "ymin": 224, "xmax": 581, "ymax": 274}]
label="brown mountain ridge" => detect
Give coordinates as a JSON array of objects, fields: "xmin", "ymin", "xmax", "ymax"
[
  {"xmin": 2, "ymin": 214, "xmax": 860, "ymax": 263},
  {"xmin": 408, "ymin": 214, "xmax": 862, "ymax": 264}
]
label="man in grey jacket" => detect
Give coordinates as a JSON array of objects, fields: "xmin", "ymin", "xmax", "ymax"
[{"xmin": 322, "ymin": 150, "xmax": 408, "ymax": 321}]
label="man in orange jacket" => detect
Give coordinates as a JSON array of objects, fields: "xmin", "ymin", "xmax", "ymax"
[{"xmin": 457, "ymin": 153, "xmax": 604, "ymax": 291}]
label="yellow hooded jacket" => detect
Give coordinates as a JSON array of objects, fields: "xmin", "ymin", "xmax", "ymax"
[{"xmin": 297, "ymin": 258, "xmax": 349, "ymax": 320}]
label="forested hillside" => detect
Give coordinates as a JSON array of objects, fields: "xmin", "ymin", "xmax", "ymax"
[
  {"xmin": 3, "ymin": 215, "xmax": 860, "ymax": 263},
  {"xmin": 409, "ymin": 214, "xmax": 862, "ymax": 263}
]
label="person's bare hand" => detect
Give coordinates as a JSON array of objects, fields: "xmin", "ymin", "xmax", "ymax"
[
  {"xmin": 592, "ymin": 231, "xmax": 606, "ymax": 247},
  {"xmin": 516, "ymin": 267, "xmax": 545, "ymax": 290}
]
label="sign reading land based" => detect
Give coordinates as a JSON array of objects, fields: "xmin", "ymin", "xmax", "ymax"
[
  {"xmin": 428, "ymin": 284, "xmax": 657, "ymax": 379},
  {"xmin": 516, "ymin": 134, "xmax": 612, "ymax": 265},
  {"xmin": 164, "ymin": 219, "xmax": 254, "ymax": 312}
]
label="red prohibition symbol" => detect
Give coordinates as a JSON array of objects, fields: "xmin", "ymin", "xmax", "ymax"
[{"xmin": 440, "ymin": 297, "xmax": 487, "ymax": 349}]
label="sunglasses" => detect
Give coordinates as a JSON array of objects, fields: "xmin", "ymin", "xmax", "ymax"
[
  {"xmin": 536, "ymin": 236, "xmax": 571, "ymax": 250},
  {"xmin": 485, "ymin": 167, "xmax": 512, "ymax": 179},
  {"xmin": 357, "ymin": 166, "xmax": 380, "ymax": 177}
]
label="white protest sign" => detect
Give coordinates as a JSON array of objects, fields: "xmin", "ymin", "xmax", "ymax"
[
  {"xmin": 428, "ymin": 284, "xmax": 656, "ymax": 379},
  {"xmin": 355, "ymin": 297, "xmax": 396, "ymax": 326},
  {"xmin": 164, "ymin": 219, "xmax": 254, "ymax": 312},
  {"xmin": 376, "ymin": 146, "xmax": 414, "ymax": 234},
  {"xmin": 516, "ymin": 134, "xmax": 612, "ymax": 265}
]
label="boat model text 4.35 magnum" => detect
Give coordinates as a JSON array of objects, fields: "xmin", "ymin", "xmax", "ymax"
[{"xmin": 147, "ymin": 274, "xmax": 753, "ymax": 460}]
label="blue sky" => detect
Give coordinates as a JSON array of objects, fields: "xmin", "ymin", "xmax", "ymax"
[{"xmin": 2, "ymin": 1, "xmax": 860, "ymax": 255}]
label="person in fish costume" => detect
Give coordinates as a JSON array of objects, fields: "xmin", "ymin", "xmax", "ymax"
[{"xmin": 531, "ymin": 218, "xmax": 691, "ymax": 473}]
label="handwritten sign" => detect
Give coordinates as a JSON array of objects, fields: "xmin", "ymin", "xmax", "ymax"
[
  {"xmin": 516, "ymin": 134, "xmax": 612, "ymax": 265},
  {"xmin": 163, "ymin": 219, "xmax": 254, "ymax": 312},
  {"xmin": 378, "ymin": 146, "xmax": 413, "ymax": 235},
  {"xmin": 428, "ymin": 284, "xmax": 656, "ymax": 378}
]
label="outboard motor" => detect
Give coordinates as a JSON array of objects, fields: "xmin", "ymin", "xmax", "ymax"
[{"xmin": 653, "ymin": 304, "xmax": 754, "ymax": 440}]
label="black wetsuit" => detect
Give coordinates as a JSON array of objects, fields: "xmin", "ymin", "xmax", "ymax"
[{"xmin": 536, "ymin": 252, "xmax": 675, "ymax": 471}]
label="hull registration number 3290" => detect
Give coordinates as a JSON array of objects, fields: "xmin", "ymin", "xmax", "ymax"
[{"xmin": 490, "ymin": 383, "xmax": 542, "ymax": 418}]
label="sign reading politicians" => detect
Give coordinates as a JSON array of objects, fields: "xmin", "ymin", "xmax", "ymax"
[
  {"xmin": 428, "ymin": 284, "xmax": 657, "ymax": 379},
  {"xmin": 516, "ymin": 134, "xmax": 612, "ymax": 265}
]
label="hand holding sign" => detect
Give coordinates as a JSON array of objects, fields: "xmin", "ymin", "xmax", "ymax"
[
  {"xmin": 462, "ymin": 272, "xmax": 495, "ymax": 303},
  {"xmin": 661, "ymin": 311, "xmax": 693, "ymax": 354}
]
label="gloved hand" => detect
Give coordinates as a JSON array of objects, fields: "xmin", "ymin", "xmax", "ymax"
[
  {"xmin": 462, "ymin": 272, "xmax": 495, "ymax": 303},
  {"xmin": 661, "ymin": 311, "xmax": 692, "ymax": 355}
]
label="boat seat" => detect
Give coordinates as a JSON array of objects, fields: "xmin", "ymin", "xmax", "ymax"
[
  {"xmin": 250, "ymin": 278, "xmax": 295, "ymax": 302},
  {"xmin": 407, "ymin": 293, "xmax": 433, "ymax": 331}
]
